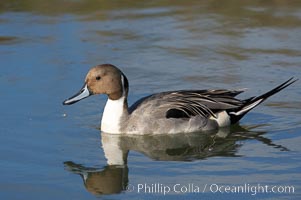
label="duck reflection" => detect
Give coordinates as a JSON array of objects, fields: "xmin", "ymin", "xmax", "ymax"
[
  {"xmin": 64, "ymin": 125, "xmax": 288, "ymax": 195},
  {"xmin": 102, "ymin": 127, "xmax": 233, "ymax": 164},
  {"xmin": 64, "ymin": 162, "xmax": 128, "ymax": 195}
]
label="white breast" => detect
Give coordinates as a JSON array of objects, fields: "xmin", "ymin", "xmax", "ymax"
[{"xmin": 101, "ymin": 97, "xmax": 125, "ymax": 133}]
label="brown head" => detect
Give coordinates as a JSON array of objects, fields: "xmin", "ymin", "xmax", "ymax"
[{"xmin": 63, "ymin": 64, "xmax": 129, "ymax": 105}]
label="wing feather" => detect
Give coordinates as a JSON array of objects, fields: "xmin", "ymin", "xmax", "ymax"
[
  {"xmin": 129, "ymin": 89, "xmax": 246, "ymax": 119},
  {"xmin": 160, "ymin": 90, "xmax": 245, "ymax": 118}
]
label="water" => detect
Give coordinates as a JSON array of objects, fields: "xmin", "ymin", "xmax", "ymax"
[{"xmin": 1, "ymin": 1, "xmax": 301, "ymax": 199}]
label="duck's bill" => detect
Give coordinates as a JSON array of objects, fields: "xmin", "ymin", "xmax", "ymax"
[{"xmin": 63, "ymin": 84, "xmax": 91, "ymax": 105}]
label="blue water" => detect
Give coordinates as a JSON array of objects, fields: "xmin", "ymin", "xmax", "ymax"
[{"xmin": 1, "ymin": 1, "xmax": 301, "ymax": 199}]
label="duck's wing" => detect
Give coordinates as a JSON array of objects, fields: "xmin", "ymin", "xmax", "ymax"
[
  {"xmin": 129, "ymin": 89, "xmax": 245, "ymax": 119},
  {"xmin": 161, "ymin": 78, "xmax": 297, "ymax": 120},
  {"xmin": 129, "ymin": 78, "xmax": 296, "ymax": 122},
  {"xmin": 160, "ymin": 89, "xmax": 245, "ymax": 119}
]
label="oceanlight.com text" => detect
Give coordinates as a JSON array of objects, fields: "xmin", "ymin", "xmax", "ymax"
[{"xmin": 125, "ymin": 183, "xmax": 295, "ymax": 196}]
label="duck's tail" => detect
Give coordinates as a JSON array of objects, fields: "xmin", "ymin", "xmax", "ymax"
[{"xmin": 229, "ymin": 77, "xmax": 297, "ymax": 124}]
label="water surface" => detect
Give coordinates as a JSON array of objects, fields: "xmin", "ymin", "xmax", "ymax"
[{"xmin": 0, "ymin": 1, "xmax": 301, "ymax": 199}]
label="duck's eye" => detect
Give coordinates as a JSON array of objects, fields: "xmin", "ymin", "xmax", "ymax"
[{"xmin": 96, "ymin": 76, "xmax": 101, "ymax": 80}]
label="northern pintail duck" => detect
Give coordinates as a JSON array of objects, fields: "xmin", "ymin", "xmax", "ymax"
[{"xmin": 63, "ymin": 64, "xmax": 296, "ymax": 134}]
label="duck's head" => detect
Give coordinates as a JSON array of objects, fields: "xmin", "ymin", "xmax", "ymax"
[{"xmin": 63, "ymin": 64, "xmax": 129, "ymax": 105}]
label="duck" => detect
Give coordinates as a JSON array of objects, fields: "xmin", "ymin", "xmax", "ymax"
[{"xmin": 63, "ymin": 64, "xmax": 296, "ymax": 134}]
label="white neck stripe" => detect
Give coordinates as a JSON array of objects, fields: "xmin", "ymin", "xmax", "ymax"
[{"xmin": 121, "ymin": 74, "xmax": 126, "ymax": 97}]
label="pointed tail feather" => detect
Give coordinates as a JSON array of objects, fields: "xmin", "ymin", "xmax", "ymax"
[{"xmin": 229, "ymin": 77, "xmax": 297, "ymax": 124}]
